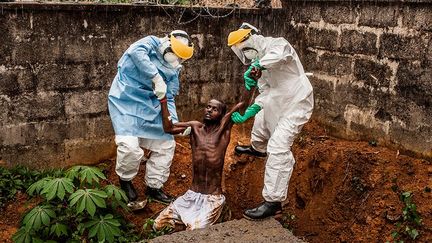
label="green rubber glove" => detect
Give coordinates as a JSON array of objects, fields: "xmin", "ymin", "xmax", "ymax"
[
  {"xmin": 243, "ymin": 60, "xmax": 265, "ymax": 91},
  {"xmin": 231, "ymin": 103, "xmax": 262, "ymax": 124},
  {"xmin": 251, "ymin": 59, "xmax": 265, "ymax": 70},
  {"xmin": 243, "ymin": 66, "xmax": 256, "ymax": 91}
]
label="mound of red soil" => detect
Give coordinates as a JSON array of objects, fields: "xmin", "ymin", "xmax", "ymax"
[
  {"xmin": 225, "ymin": 120, "xmax": 432, "ymax": 242},
  {"xmin": 1, "ymin": 120, "xmax": 431, "ymax": 242}
]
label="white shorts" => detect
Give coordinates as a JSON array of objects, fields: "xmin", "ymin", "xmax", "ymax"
[{"xmin": 154, "ymin": 190, "xmax": 225, "ymax": 231}]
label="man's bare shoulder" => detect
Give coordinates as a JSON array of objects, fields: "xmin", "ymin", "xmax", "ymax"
[
  {"xmin": 189, "ymin": 121, "xmax": 203, "ymax": 128},
  {"xmin": 174, "ymin": 121, "xmax": 202, "ymax": 127}
]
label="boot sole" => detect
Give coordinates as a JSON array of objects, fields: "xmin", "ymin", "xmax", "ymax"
[
  {"xmin": 242, "ymin": 211, "xmax": 282, "ymax": 221},
  {"xmin": 127, "ymin": 200, "xmax": 147, "ymax": 211},
  {"xmin": 235, "ymin": 152, "xmax": 267, "ymax": 158}
]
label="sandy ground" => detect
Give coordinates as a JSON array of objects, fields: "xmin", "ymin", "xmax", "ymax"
[{"xmin": 0, "ymin": 120, "xmax": 431, "ymax": 242}]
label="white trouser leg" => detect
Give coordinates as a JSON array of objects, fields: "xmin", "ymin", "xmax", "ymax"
[
  {"xmin": 140, "ymin": 138, "xmax": 175, "ymax": 189},
  {"xmin": 250, "ymin": 110, "xmax": 270, "ymax": 153},
  {"xmin": 115, "ymin": 135, "xmax": 144, "ymax": 181},
  {"xmin": 262, "ymin": 151, "xmax": 295, "ymax": 202},
  {"xmin": 262, "ymin": 94, "xmax": 314, "ymax": 202}
]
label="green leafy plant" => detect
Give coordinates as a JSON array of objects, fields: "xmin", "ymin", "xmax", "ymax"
[
  {"xmin": 69, "ymin": 188, "xmax": 108, "ymax": 216},
  {"xmin": 84, "ymin": 214, "xmax": 121, "ymax": 242},
  {"xmin": 13, "ymin": 165, "xmax": 140, "ymax": 243},
  {"xmin": 281, "ymin": 212, "xmax": 296, "ymax": 232},
  {"xmin": 388, "ymin": 191, "xmax": 422, "ymax": 242},
  {"xmin": 104, "ymin": 184, "xmax": 129, "ymax": 210},
  {"xmin": 0, "ymin": 166, "xmax": 62, "ymax": 208}
]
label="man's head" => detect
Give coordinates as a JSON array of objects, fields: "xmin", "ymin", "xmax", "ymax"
[
  {"xmin": 203, "ymin": 99, "xmax": 227, "ymax": 123},
  {"xmin": 159, "ymin": 30, "xmax": 194, "ymax": 68},
  {"xmin": 227, "ymin": 23, "xmax": 262, "ymax": 65}
]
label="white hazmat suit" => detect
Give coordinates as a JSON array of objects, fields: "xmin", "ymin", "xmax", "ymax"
[
  {"xmin": 231, "ymin": 26, "xmax": 314, "ymax": 203},
  {"xmin": 109, "ymin": 31, "xmax": 193, "ymax": 194}
]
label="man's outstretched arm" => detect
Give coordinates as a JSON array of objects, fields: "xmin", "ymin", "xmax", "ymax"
[
  {"xmin": 220, "ymin": 102, "xmax": 246, "ymax": 131},
  {"xmin": 160, "ymin": 97, "xmax": 198, "ymax": 135}
]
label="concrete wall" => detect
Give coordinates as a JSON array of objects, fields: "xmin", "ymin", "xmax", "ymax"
[
  {"xmin": 282, "ymin": 0, "xmax": 431, "ymax": 158},
  {"xmin": 0, "ymin": 1, "xmax": 430, "ymax": 168},
  {"xmin": 0, "ymin": 3, "xmax": 261, "ymax": 168}
]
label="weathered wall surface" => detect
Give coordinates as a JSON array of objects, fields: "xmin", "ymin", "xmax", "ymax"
[
  {"xmin": 0, "ymin": 3, "xmax": 266, "ymax": 168},
  {"xmin": 282, "ymin": 0, "xmax": 431, "ymax": 158},
  {"xmin": 0, "ymin": 1, "xmax": 430, "ymax": 168}
]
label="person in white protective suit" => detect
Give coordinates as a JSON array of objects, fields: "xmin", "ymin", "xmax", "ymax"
[
  {"xmin": 108, "ymin": 30, "xmax": 194, "ymax": 206},
  {"xmin": 227, "ymin": 23, "xmax": 314, "ymax": 220}
]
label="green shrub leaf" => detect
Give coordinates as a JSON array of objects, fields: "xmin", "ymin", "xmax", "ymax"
[
  {"xmin": 40, "ymin": 178, "xmax": 74, "ymax": 200},
  {"xmin": 78, "ymin": 166, "xmax": 106, "ymax": 185},
  {"xmin": 31, "ymin": 237, "xmax": 45, "ymax": 243},
  {"xmin": 69, "ymin": 189, "xmax": 107, "ymax": 216},
  {"xmin": 12, "ymin": 227, "xmax": 33, "ymax": 243},
  {"xmin": 84, "ymin": 214, "xmax": 121, "ymax": 243},
  {"xmin": 50, "ymin": 223, "xmax": 68, "ymax": 237},
  {"xmin": 86, "ymin": 196, "xmax": 96, "ymax": 216},
  {"xmin": 65, "ymin": 166, "xmax": 81, "ymax": 180},
  {"xmin": 409, "ymin": 228, "xmax": 419, "ymax": 239},
  {"xmin": 23, "ymin": 205, "xmax": 55, "ymax": 231},
  {"xmin": 27, "ymin": 177, "xmax": 52, "ymax": 196},
  {"xmin": 104, "ymin": 185, "xmax": 128, "ymax": 202}
]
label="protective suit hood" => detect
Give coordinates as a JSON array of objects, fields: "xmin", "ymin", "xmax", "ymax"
[
  {"xmin": 231, "ymin": 33, "xmax": 268, "ymax": 65},
  {"xmin": 158, "ymin": 30, "xmax": 194, "ymax": 69},
  {"xmin": 158, "ymin": 36, "xmax": 181, "ymax": 69}
]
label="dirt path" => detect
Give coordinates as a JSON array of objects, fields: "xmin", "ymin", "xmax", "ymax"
[{"xmin": 1, "ymin": 120, "xmax": 431, "ymax": 242}]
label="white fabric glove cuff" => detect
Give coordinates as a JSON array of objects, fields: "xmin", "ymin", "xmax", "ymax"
[{"xmin": 152, "ymin": 73, "xmax": 167, "ymax": 100}]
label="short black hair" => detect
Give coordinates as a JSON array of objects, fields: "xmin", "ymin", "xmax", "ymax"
[{"xmin": 211, "ymin": 99, "xmax": 227, "ymax": 117}]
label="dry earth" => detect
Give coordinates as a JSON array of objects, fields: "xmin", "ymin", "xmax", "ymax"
[{"xmin": 1, "ymin": 120, "xmax": 431, "ymax": 242}]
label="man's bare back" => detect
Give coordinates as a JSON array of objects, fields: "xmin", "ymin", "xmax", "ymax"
[{"xmin": 161, "ymin": 99, "xmax": 244, "ymax": 195}]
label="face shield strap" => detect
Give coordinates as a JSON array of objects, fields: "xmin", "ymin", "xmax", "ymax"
[
  {"xmin": 242, "ymin": 47, "xmax": 257, "ymax": 52},
  {"xmin": 163, "ymin": 46, "xmax": 173, "ymax": 56},
  {"xmin": 242, "ymin": 47, "xmax": 259, "ymax": 61},
  {"xmin": 239, "ymin": 23, "xmax": 260, "ymax": 35}
]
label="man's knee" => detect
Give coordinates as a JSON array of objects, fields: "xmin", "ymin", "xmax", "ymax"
[
  {"xmin": 267, "ymin": 123, "xmax": 299, "ymax": 154},
  {"xmin": 116, "ymin": 137, "xmax": 143, "ymax": 159},
  {"xmin": 150, "ymin": 139, "xmax": 176, "ymax": 155},
  {"xmin": 267, "ymin": 152, "xmax": 295, "ymax": 169}
]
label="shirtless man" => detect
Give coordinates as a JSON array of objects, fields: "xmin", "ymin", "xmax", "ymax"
[{"xmin": 153, "ymin": 97, "xmax": 244, "ymax": 231}]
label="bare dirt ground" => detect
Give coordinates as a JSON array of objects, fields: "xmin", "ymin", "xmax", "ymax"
[
  {"xmin": 151, "ymin": 218, "xmax": 304, "ymax": 242},
  {"xmin": 1, "ymin": 120, "xmax": 431, "ymax": 242}
]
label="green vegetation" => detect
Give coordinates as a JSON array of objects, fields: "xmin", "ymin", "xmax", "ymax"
[
  {"xmin": 0, "ymin": 166, "xmax": 63, "ymax": 209},
  {"xmin": 12, "ymin": 166, "xmax": 140, "ymax": 243},
  {"xmin": 281, "ymin": 212, "xmax": 296, "ymax": 232},
  {"xmin": 388, "ymin": 191, "xmax": 422, "ymax": 243}
]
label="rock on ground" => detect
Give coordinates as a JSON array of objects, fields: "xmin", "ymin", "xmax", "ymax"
[{"xmin": 150, "ymin": 218, "xmax": 305, "ymax": 243}]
